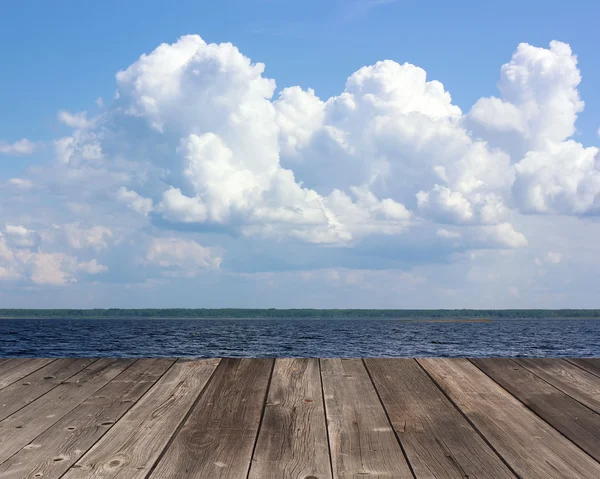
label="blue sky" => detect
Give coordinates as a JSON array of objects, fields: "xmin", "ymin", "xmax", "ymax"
[
  {"xmin": 2, "ymin": 0, "xmax": 598, "ymax": 144},
  {"xmin": 0, "ymin": 0, "xmax": 599, "ymax": 307}
]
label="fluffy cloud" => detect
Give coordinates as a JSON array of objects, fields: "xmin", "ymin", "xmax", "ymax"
[
  {"xmin": 3, "ymin": 35, "xmax": 599, "ymax": 298},
  {"xmin": 51, "ymin": 34, "xmax": 524, "ymax": 249},
  {"xmin": 0, "ymin": 139, "xmax": 36, "ymax": 156},
  {"xmin": 513, "ymin": 141, "xmax": 600, "ymax": 214},
  {"xmin": 107, "ymin": 36, "xmax": 409, "ymax": 245},
  {"xmin": 472, "ymin": 223, "xmax": 528, "ymax": 249},
  {"xmin": 54, "ymin": 133, "xmax": 103, "ymax": 165},
  {"xmin": 63, "ymin": 224, "xmax": 113, "ymax": 250},
  {"xmin": 0, "ymin": 227, "xmax": 107, "ymax": 286},
  {"xmin": 24, "ymin": 252, "xmax": 76, "ymax": 286},
  {"xmin": 145, "ymin": 237, "xmax": 221, "ymax": 276},
  {"xmin": 275, "ymin": 86, "xmax": 325, "ymax": 157},
  {"xmin": 3, "ymin": 225, "xmax": 41, "ymax": 249},
  {"xmin": 117, "ymin": 187, "xmax": 153, "ymax": 216},
  {"xmin": 434, "ymin": 223, "xmax": 526, "ymax": 249},
  {"xmin": 58, "ymin": 110, "xmax": 96, "ymax": 129},
  {"xmin": 416, "ymin": 186, "xmax": 508, "ymax": 225},
  {"xmin": 469, "ymin": 41, "xmax": 582, "ymax": 152},
  {"xmin": 274, "ymin": 54, "xmax": 514, "ymax": 230},
  {"xmin": 467, "ymin": 41, "xmax": 600, "ymax": 215}
]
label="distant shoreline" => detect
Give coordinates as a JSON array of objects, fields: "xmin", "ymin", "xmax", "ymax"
[
  {"xmin": 1, "ymin": 308, "xmax": 600, "ymax": 321},
  {"xmin": 1, "ymin": 316, "xmax": 600, "ymax": 321},
  {"xmin": 406, "ymin": 318, "xmax": 493, "ymax": 323}
]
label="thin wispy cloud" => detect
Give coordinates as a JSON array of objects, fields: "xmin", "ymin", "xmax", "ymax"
[{"xmin": 0, "ymin": 138, "xmax": 37, "ymax": 156}]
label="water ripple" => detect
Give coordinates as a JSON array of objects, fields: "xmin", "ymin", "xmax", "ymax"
[{"xmin": 0, "ymin": 318, "xmax": 598, "ymax": 358}]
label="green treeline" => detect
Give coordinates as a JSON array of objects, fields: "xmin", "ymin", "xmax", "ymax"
[{"xmin": 0, "ymin": 309, "xmax": 599, "ymax": 319}]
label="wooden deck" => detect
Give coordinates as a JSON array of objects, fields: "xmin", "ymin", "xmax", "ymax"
[{"xmin": 0, "ymin": 358, "xmax": 599, "ymax": 478}]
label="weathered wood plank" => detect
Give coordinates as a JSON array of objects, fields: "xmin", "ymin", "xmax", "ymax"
[
  {"xmin": 149, "ymin": 358, "xmax": 273, "ymax": 479},
  {"xmin": 321, "ymin": 358, "xmax": 413, "ymax": 479},
  {"xmin": 567, "ymin": 358, "xmax": 600, "ymax": 378},
  {"xmin": 515, "ymin": 358, "xmax": 600, "ymax": 413},
  {"xmin": 0, "ymin": 358, "xmax": 134, "ymax": 464},
  {"xmin": 0, "ymin": 358, "xmax": 175, "ymax": 479},
  {"xmin": 366, "ymin": 358, "xmax": 513, "ymax": 479},
  {"xmin": 471, "ymin": 358, "xmax": 600, "ymax": 462},
  {"xmin": 62, "ymin": 358, "xmax": 220, "ymax": 479},
  {"xmin": 248, "ymin": 358, "xmax": 331, "ymax": 479},
  {"xmin": 0, "ymin": 359, "xmax": 55, "ymax": 390},
  {"xmin": 420, "ymin": 358, "xmax": 600, "ymax": 478},
  {"xmin": 0, "ymin": 359, "xmax": 16, "ymax": 371},
  {"xmin": 0, "ymin": 358, "xmax": 96, "ymax": 422}
]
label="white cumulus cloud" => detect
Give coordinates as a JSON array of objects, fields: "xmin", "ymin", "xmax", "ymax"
[
  {"xmin": 467, "ymin": 41, "xmax": 600, "ymax": 216},
  {"xmin": 108, "ymin": 35, "xmax": 411, "ymax": 244},
  {"xmin": 514, "ymin": 141, "xmax": 600, "ymax": 214},
  {"xmin": 5, "ymin": 35, "xmax": 600, "ymax": 295}
]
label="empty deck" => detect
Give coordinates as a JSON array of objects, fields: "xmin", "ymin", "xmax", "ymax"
[{"xmin": 0, "ymin": 357, "xmax": 599, "ymax": 478}]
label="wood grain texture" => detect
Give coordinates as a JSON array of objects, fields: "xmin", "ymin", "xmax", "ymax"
[
  {"xmin": 0, "ymin": 358, "xmax": 175, "ymax": 479},
  {"xmin": 62, "ymin": 358, "xmax": 220, "ymax": 479},
  {"xmin": 321, "ymin": 358, "xmax": 413, "ymax": 479},
  {"xmin": 248, "ymin": 358, "xmax": 331, "ymax": 479},
  {"xmin": 0, "ymin": 359, "xmax": 14, "ymax": 369},
  {"xmin": 0, "ymin": 360, "xmax": 18, "ymax": 375},
  {"xmin": 515, "ymin": 358, "xmax": 600, "ymax": 413},
  {"xmin": 0, "ymin": 357, "xmax": 598, "ymax": 478},
  {"xmin": 471, "ymin": 358, "xmax": 600, "ymax": 462},
  {"xmin": 420, "ymin": 358, "xmax": 600, "ymax": 478},
  {"xmin": 0, "ymin": 358, "xmax": 133, "ymax": 464},
  {"xmin": 0, "ymin": 359, "xmax": 55, "ymax": 390},
  {"xmin": 149, "ymin": 358, "xmax": 273, "ymax": 479},
  {"xmin": 366, "ymin": 358, "xmax": 514, "ymax": 479},
  {"xmin": 0, "ymin": 358, "xmax": 96, "ymax": 422},
  {"xmin": 567, "ymin": 358, "xmax": 600, "ymax": 378}
]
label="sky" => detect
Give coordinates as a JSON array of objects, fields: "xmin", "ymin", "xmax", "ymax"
[{"xmin": 0, "ymin": 0, "xmax": 599, "ymax": 308}]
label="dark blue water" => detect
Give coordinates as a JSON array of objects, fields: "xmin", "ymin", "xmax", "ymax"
[{"xmin": 0, "ymin": 318, "xmax": 598, "ymax": 358}]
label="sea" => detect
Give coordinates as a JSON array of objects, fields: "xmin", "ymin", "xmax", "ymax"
[{"xmin": 1, "ymin": 317, "xmax": 599, "ymax": 357}]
